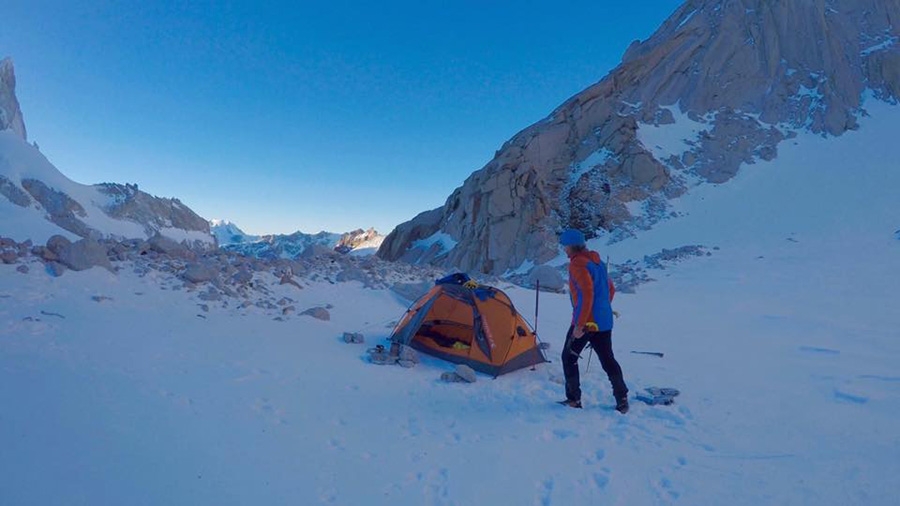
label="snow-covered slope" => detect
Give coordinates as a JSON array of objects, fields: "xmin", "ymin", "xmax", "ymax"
[
  {"xmin": 0, "ymin": 131, "xmax": 213, "ymax": 245},
  {"xmin": 1, "ymin": 99, "xmax": 897, "ymax": 505},
  {"xmin": 0, "ymin": 58, "xmax": 213, "ymax": 246}
]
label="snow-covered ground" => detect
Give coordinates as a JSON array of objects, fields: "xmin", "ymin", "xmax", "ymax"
[{"xmin": 2, "ymin": 99, "xmax": 899, "ymax": 505}]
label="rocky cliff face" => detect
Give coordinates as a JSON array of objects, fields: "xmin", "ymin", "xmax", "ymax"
[
  {"xmin": 379, "ymin": 0, "xmax": 900, "ymax": 274},
  {"xmin": 0, "ymin": 58, "xmax": 27, "ymax": 141}
]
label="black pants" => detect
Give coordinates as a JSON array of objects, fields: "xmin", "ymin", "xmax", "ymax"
[{"xmin": 561, "ymin": 326, "xmax": 628, "ymax": 402}]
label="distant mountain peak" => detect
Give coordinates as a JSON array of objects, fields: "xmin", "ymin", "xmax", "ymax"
[{"xmin": 210, "ymin": 220, "xmax": 384, "ymax": 258}]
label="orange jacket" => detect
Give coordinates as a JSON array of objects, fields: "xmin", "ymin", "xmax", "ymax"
[{"xmin": 568, "ymin": 249, "xmax": 616, "ymax": 330}]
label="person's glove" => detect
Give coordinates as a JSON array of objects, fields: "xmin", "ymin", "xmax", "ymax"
[
  {"xmin": 463, "ymin": 280, "xmax": 478, "ymax": 289},
  {"xmin": 583, "ymin": 322, "xmax": 599, "ymax": 332}
]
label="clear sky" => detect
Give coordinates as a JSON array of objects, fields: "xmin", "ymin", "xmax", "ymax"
[{"xmin": 2, "ymin": 1, "xmax": 683, "ymax": 235}]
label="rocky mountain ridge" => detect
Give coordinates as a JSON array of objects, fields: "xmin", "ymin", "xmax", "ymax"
[
  {"xmin": 378, "ymin": 0, "xmax": 900, "ymax": 275},
  {"xmin": 0, "ymin": 57, "xmax": 213, "ymax": 246}
]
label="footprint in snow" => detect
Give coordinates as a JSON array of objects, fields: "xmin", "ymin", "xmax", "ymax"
[
  {"xmin": 422, "ymin": 468, "xmax": 450, "ymax": 506},
  {"xmin": 535, "ymin": 477, "xmax": 553, "ymax": 506},
  {"xmin": 655, "ymin": 477, "xmax": 680, "ymax": 500},
  {"xmin": 799, "ymin": 346, "xmax": 840, "ymax": 355},
  {"xmin": 582, "ymin": 448, "xmax": 605, "ymax": 465},
  {"xmin": 540, "ymin": 429, "xmax": 578, "ymax": 441},
  {"xmin": 833, "ymin": 389, "xmax": 868, "ymax": 404}
]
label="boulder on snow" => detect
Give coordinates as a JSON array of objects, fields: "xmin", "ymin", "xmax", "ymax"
[
  {"xmin": 527, "ymin": 265, "xmax": 566, "ymax": 292},
  {"xmin": 367, "ymin": 346, "xmax": 396, "ymax": 365},
  {"xmin": 31, "ymin": 245, "xmax": 53, "ymax": 261},
  {"xmin": 440, "ymin": 371, "xmax": 465, "ymax": 383},
  {"xmin": 343, "ymin": 332, "xmax": 365, "ymax": 344},
  {"xmin": 398, "ymin": 345, "xmax": 419, "ymax": 364},
  {"xmin": 16, "ymin": 264, "xmax": 29, "ymax": 274},
  {"xmin": 0, "ymin": 251, "xmax": 17, "ymax": 264},
  {"xmin": 454, "ymin": 365, "xmax": 477, "ymax": 383},
  {"xmin": 280, "ymin": 273, "xmax": 303, "ymax": 289},
  {"xmin": 58, "ymin": 239, "xmax": 113, "ymax": 271},
  {"xmin": 182, "ymin": 263, "xmax": 218, "ymax": 283},
  {"xmin": 336, "ymin": 265, "xmax": 372, "ymax": 285},
  {"xmin": 301, "ymin": 306, "xmax": 331, "ymax": 321},
  {"xmin": 148, "ymin": 234, "xmax": 192, "ymax": 258},
  {"xmin": 231, "ymin": 269, "xmax": 253, "ymax": 284},
  {"xmin": 46, "ymin": 235, "xmax": 71, "ymax": 256},
  {"xmin": 45, "ymin": 261, "xmax": 66, "ymax": 277}
]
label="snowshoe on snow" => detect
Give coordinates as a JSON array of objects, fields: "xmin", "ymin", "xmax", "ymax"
[{"xmin": 557, "ymin": 399, "xmax": 583, "ymax": 409}]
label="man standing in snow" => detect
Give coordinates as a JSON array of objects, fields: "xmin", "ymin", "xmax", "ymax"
[{"xmin": 558, "ymin": 229, "xmax": 629, "ymax": 413}]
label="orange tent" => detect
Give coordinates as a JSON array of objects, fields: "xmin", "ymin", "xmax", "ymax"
[{"xmin": 390, "ymin": 273, "xmax": 548, "ymax": 376}]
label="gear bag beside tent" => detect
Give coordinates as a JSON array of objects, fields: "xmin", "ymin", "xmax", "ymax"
[{"xmin": 389, "ymin": 273, "xmax": 548, "ymax": 376}]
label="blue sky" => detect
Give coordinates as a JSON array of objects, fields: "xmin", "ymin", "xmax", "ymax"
[{"xmin": 2, "ymin": 1, "xmax": 683, "ymax": 235}]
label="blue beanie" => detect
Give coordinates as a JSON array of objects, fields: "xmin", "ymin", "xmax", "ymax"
[{"xmin": 559, "ymin": 229, "xmax": 586, "ymax": 247}]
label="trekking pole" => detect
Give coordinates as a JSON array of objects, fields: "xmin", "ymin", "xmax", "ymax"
[
  {"xmin": 530, "ymin": 280, "xmax": 540, "ymax": 370},
  {"xmin": 585, "ymin": 342, "xmax": 593, "ymax": 374}
]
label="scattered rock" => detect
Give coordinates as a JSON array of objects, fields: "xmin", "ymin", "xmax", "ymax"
[
  {"xmin": 46, "ymin": 235, "xmax": 71, "ymax": 255},
  {"xmin": 91, "ymin": 295, "xmax": 113, "ymax": 303},
  {"xmin": 279, "ymin": 273, "xmax": 303, "ymax": 289},
  {"xmin": 45, "ymin": 261, "xmax": 66, "ymax": 277},
  {"xmin": 198, "ymin": 287, "xmax": 222, "ymax": 301},
  {"xmin": 58, "ymin": 239, "xmax": 113, "ymax": 271},
  {"xmin": 454, "ymin": 365, "xmax": 477, "ymax": 383},
  {"xmin": 232, "ymin": 269, "xmax": 253, "ymax": 284},
  {"xmin": 398, "ymin": 345, "xmax": 419, "ymax": 364},
  {"xmin": 16, "ymin": 264, "xmax": 29, "ymax": 274},
  {"xmin": 367, "ymin": 345, "xmax": 396, "ymax": 365},
  {"xmin": 301, "ymin": 307, "xmax": 331, "ymax": 321},
  {"xmin": 441, "ymin": 371, "xmax": 466, "ymax": 383},
  {"xmin": 148, "ymin": 234, "xmax": 189, "ymax": 257},
  {"xmin": 0, "ymin": 251, "xmax": 17, "ymax": 264},
  {"xmin": 343, "ymin": 332, "xmax": 365, "ymax": 344},
  {"xmin": 182, "ymin": 263, "xmax": 217, "ymax": 283},
  {"xmin": 282, "ymin": 305, "xmax": 296, "ymax": 315}
]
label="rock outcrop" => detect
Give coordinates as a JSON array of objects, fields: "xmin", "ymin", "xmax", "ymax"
[
  {"xmin": 379, "ymin": 0, "xmax": 900, "ymax": 274},
  {"xmin": 0, "ymin": 58, "xmax": 26, "ymax": 141}
]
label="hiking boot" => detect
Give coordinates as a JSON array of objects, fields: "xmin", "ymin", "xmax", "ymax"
[
  {"xmin": 615, "ymin": 397, "xmax": 629, "ymax": 414},
  {"xmin": 558, "ymin": 399, "xmax": 583, "ymax": 409}
]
